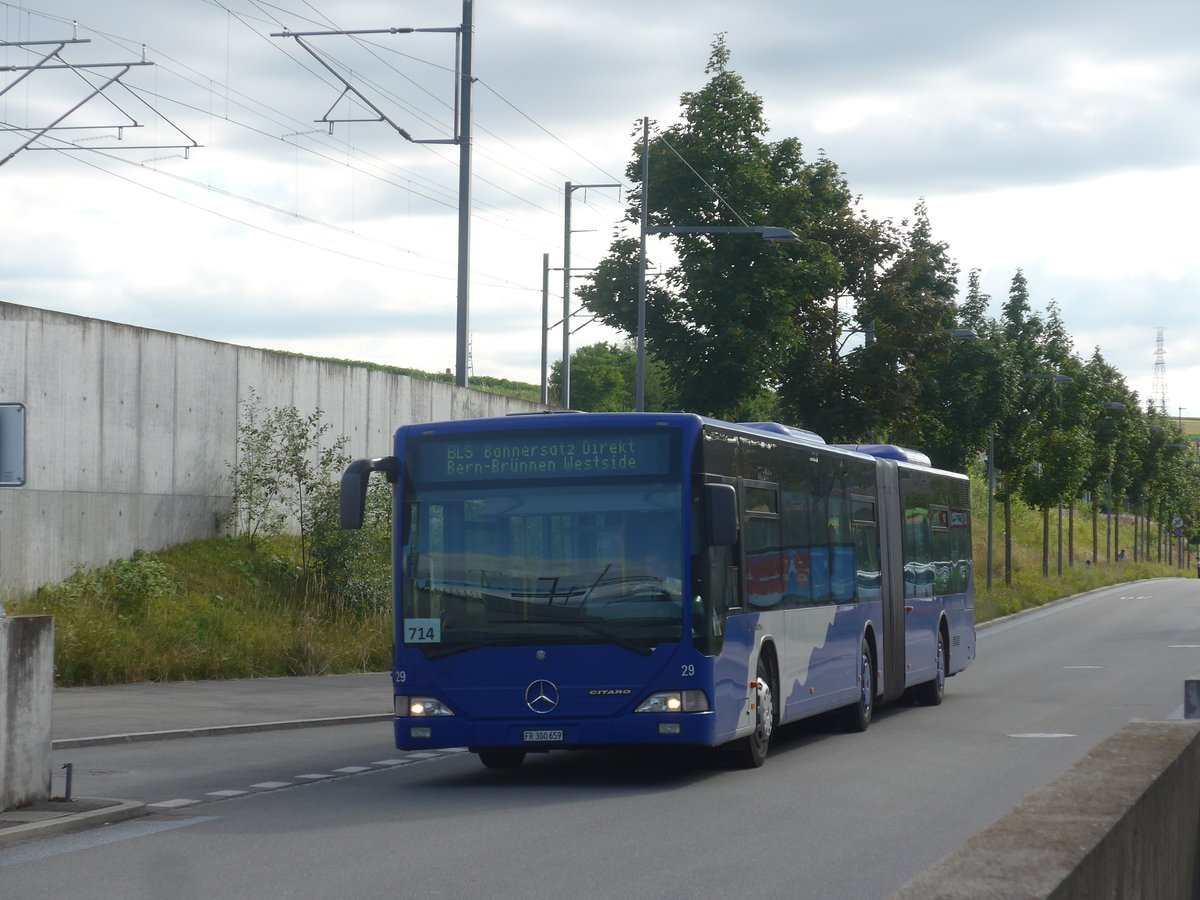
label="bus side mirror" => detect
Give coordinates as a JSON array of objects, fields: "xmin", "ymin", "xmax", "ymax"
[
  {"xmin": 704, "ymin": 483, "xmax": 738, "ymax": 547},
  {"xmin": 340, "ymin": 457, "xmax": 398, "ymax": 529}
]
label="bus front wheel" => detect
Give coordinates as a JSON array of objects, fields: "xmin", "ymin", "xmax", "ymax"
[
  {"xmin": 729, "ymin": 656, "xmax": 775, "ymax": 768},
  {"xmin": 477, "ymin": 748, "xmax": 526, "ymax": 769}
]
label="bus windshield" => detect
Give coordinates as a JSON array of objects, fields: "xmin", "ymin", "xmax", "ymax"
[{"xmin": 400, "ymin": 482, "xmax": 685, "ymax": 654}]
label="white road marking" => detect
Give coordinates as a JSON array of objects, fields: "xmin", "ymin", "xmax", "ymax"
[
  {"xmin": 1063, "ymin": 665, "xmax": 1103, "ymax": 669},
  {"xmin": 142, "ymin": 751, "xmax": 459, "ymax": 816},
  {"xmin": 1007, "ymin": 733, "xmax": 1077, "ymax": 739}
]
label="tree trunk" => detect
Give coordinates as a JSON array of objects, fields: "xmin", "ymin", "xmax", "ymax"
[
  {"xmin": 1004, "ymin": 493, "xmax": 1013, "ymax": 586},
  {"xmin": 1092, "ymin": 500, "xmax": 1099, "ymax": 567},
  {"xmin": 1068, "ymin": 498, "xmax": 1075, "ymax": 567},
  {"xmin": 1114, "ymin": 499, "xmax": 1121, "ymax": 563},
  {"xmin": 1041, "ymin": 506, "xmax": 1050, "ymax": 577}
]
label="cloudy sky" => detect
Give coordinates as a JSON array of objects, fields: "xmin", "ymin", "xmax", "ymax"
[{"xmin": 2, "ymin": 0, "xmax": 1198, "ymax": 420}]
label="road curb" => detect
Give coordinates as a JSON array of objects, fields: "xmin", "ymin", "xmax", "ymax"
[
  {"xmin": 0, "ymin": 798, "xmax": 148, "ymax": 849},
  {"xmin": 52, "ymin": 712, "xmax": 393, "ymax": 749}
]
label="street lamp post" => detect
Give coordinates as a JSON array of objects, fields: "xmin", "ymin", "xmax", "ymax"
[{"xmin": 633, "ymin": 116, "xmax": 799, "ymax": 411}]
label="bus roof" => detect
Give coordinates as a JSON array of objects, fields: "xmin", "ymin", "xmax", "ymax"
[
  {"xmin": 432, "ymin": 412, "xmax": 936, "ymax": 468},
  {"xmin": 735, "ymin": 421, "xmax": 826, "ymax": 445},
  {"xmin": 832, "ymin": 443, "xmax": 933, "ymax": 466}
]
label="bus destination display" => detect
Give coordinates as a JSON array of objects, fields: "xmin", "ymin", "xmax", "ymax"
[{"xmin": 414, "ymin": 431, "xmax": 673, "ymax": 482}]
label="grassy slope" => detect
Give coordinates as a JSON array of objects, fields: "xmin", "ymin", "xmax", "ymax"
[{"xmin": 10, "ymin": 537, "xmax": 391, "ymax": 686}]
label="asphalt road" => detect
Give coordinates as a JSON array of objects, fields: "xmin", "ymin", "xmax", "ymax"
[{"xmin": 2, "ymin": 577, "xmax": 1197, "ymax": 899}]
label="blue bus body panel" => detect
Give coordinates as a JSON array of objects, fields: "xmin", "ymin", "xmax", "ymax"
[{"xmin": 394, "ymin": 641, "xmax": 723, "ymax": 750}]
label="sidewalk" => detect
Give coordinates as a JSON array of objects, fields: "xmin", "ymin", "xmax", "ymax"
[{"xmin": 1, "ymin": 672, "xmax": 393, "ymax": 849}]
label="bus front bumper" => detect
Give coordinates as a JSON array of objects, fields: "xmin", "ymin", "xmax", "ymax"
[{"xmin": 396, "ymin": 712, "xmax": 718, "ymax": 751}]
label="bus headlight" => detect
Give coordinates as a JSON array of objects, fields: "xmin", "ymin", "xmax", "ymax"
[
  {"xmin": 634, "ymin": 690, "xmax": 709, "ymax": 713},
  {"xmin": 395, "ymin": 695, "xmax": 455, "ymax": 717}
]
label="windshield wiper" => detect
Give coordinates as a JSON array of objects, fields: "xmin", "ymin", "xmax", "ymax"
[
  {"xmin": 573, "ymin": 621, "xmax": 654, "ymax": 656},
  {"xmin": 490, "ymin": 617, "xmax": 657, "ymax": 656}
]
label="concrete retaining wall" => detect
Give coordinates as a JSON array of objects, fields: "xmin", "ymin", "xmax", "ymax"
[
  {"xmin": 891, "ymin": 719, "xmax": 1200, "ymax": 899},
  {"xmin": 0, "ymin": 302, "xmax": 545, "ymax": 596},
  {"xmin": 0, "ymin": 616, "xmax": 54, "ymax": 810}
]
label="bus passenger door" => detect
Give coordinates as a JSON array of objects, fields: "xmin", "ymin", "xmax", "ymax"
[{"xmin": 876, "ymin": 461, "xmax": 907, "ymax": 704}]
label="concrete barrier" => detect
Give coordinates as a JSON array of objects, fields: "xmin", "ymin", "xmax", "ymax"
[
  {"xmin": 0, "ymin": 615, "xmax": 54, "ymax": 810},
  {"xmin": 891, "ymin": 719, "xmax": 1200, "ymax": 899},
  {"xmin": 0, "ymin": 302, "xmax": 546, "ymax": 596}
]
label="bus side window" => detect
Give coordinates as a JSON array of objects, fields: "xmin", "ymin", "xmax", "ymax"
[
  {"xmin": 902, "ymin": 472, "xmax": 933, "ymax": 598},
  {"xmin": 851, "ymin": 494, "xmax": 880, "ymax": 602},
  {"xmin": 829, "ymin": 462, "xmax": 855, "ymax": 604},
  {"xmin": 742, "ymin": 481, "xmax": 782, "ymax": 609}
]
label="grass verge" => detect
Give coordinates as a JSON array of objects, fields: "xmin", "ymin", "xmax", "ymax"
[{"xmin": 8, "ymin": 537, "xmax": 391, "ymax": 687}]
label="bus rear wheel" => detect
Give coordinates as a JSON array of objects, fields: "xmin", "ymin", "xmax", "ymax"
[
  {"xmin": 729, "ymin": 655, "xmax": 775, "ymax": 768},
  {"xmin": 477, "ymin": 748, "xmax": 526, "ymax": 769},
  {"xmin": 839, "ymin": 638, "xmax": 875, "ymax": 733},
  {"xmin": 915, "ymin": 631, "xmax": 947, "ymax": 707}
]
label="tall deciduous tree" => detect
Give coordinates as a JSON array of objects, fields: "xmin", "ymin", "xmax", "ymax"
[
  {"xmin": 992, "ymin": 269, "xmax": 1046, "ymax": 583},
  {"xmin": 578, "ymin": 36, "xmax": 853, "ymax": 419},
  {"xmin": 548, "ymin": 342, "xmax": 676, "ymax": 412}
]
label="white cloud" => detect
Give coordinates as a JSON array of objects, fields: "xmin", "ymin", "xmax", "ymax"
[{"xmin": 3, "ymin": 0, "xmax": 1200, "ymax": 413}]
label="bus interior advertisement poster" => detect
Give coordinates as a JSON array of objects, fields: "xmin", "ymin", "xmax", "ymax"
[{"xmin": 413, "ymin": 430, "xmax": 676, "ymax": 483}]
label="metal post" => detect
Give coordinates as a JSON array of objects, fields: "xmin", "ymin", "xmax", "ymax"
[
  {"xmin": 562, "ymin": 181, "xmax": 573, "ymax": 409},
  {"xmin": 560, "ymin": 181, "xmax": 619, "ymax": 409},
  {"xmin": 1057, "ymin": 502, "xmax": 1064, "ymax": 577},
  {"xmin": 986, "ymin": 431, "xmax": 995, "ymax": 590},
  {"xmin": 540, "ymin": 253, "xmax": 549, "ymax": 405},
  {"xmin": 1106, "ymin": 473, "xmax": 1113, "ymax": 564},
  {"xmin": 454, "ymin": 0, "xmax": 474, "ymax": 388},
  {"xmin": 636, "ymin": 116, "xmax": 649, "ymax": 412}
]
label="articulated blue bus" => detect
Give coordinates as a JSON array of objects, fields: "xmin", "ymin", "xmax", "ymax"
[{"xmin": 340, "ymin": 412, "xmax": 975, "ymax": 768}]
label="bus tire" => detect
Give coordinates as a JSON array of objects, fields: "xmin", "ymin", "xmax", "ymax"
[
  {"xmin": 839, "ymin": 638, "xmax": 874, "ymax": 733},
  {"xmin": 915, "ymin": 630, "xmax": 947, "ymax": 707},
  {"xmin": 477, "ymin": 748, "xmax": 526, "ymax": 769},
  {"xmin": 729, "ymin": 655, "xmax": 775, "ymax": 768}
]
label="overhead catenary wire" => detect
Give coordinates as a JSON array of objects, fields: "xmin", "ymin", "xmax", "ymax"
[
  {"xmin": 2, "ymin": 1, "xmax": 623, "ymax": 237},
  {"xmin": 0, "ymin": 0, "xmax": 631, "ymax": 355}
]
